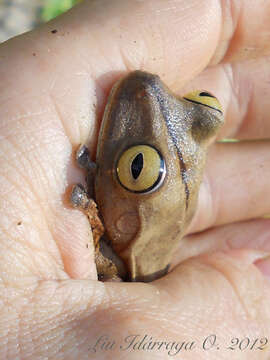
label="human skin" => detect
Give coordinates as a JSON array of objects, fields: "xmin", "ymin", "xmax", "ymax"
[{"xmin": 0, "ymin": 0, "xmax": 270, "ymax": 359}]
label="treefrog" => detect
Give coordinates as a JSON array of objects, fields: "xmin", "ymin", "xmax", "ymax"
[{"xmin": 71, "ymin": 70, "xmax": 223, "ymax": 282}]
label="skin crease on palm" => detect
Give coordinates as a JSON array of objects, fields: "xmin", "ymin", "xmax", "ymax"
[{"xmin": 1, "ymin": 0, "xmax": 270, "ymax": 358}]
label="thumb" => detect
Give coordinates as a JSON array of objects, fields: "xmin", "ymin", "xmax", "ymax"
[
  {"xmin": 0, "ymin": 0, "xmax": 222, "ymax": 280},
  {"xmin": 81, "ymin": 249, "xmax": 270, "ymax": 359},
  {"xmin": 155, "ymin": 249, "xmax": 270, "ymax": 358}
]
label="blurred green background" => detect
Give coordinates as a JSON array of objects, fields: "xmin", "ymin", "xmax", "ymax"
[
  {"xmin": 41, "ymin": 0, "xmax": 83, "ymax": 22},
  {"xmin": 0, "ymin": 0, "xmax": 82, "ymax": 42}
]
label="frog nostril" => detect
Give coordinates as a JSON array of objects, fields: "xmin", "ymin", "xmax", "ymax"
[{"xmin": 131, "ymin": 153, "xmax": 143, "ymax": 180}]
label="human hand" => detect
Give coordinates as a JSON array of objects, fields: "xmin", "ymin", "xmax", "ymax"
[{"xmin": 0, "ymin": 0, "xmax": 270, "ymax": 359}]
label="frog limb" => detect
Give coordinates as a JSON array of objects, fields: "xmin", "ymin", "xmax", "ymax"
[
  {"xmin": 71, "ymin": 184, "xmax": 123, "ymax": 281},
  {"xmin": 76, "ymin": 144, "xmax": 96, "ymax": 171},
  {"xmin": 71, "ymin": 184, "xmax": 104, "ymax": 248},
  {"xmin": 76, "ymin": 145, "xmax": 96, "ymax": 198}
]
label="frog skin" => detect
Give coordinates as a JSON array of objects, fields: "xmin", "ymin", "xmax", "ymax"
[{"xmin": 71, "ymin": 70, "xmax": 224, "ymax": 282}]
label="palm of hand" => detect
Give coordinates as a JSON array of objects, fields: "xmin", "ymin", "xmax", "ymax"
[{"xmin": 0, "ymin": 1, "xmax": 270, "ymax": 359}]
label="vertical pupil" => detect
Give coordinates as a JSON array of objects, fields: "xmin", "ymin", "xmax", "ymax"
[
  {"xmin": 199, "ymin": 91, "xmax": 214, "ymax": 98},
  {"xmin": 131, "ymin": 153, "xmax": 143, "ymax": 180}
]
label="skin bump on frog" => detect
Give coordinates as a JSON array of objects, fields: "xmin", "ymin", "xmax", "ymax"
[{"xmin": 70, "ymin": 70, "xmax": 224, "ymax": 283}]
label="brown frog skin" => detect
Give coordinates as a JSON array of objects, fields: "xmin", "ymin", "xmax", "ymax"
[{"xmin": 71, "ymin": 70, "xmax": 224, "ymax": 282}]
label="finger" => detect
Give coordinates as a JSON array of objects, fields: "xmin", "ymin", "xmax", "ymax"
[
  {"xmin": 225, "ymin": 58, "xmax": 270, "ymax": 139},
  {"xmin": 104, "ymin": 250, "xmax": 270, "ymax": 359},
  {"xmin": 3, "ymin": 0, "xmax": 270, "ymax": 148},
  {"xmin": 171, "ymin": 218, "xmax": 270, "ymax": 268},
  {"xmin": 213, "ymin": 0, "xmax": 270, "ymax": 64},
  {"xmin": 8, "ymin": 253, "xmax": 270, "ymax": 358},
  {"xmin": 0, "ymin": 0, "xmax": 223, "ymax": 281},
  {"xmin": 188, "ymin": 140, "xmax": 270, "ymax": 234},
  {"xmin": 2, "ymin": 0, "xmax": 270, "ymax": 282},
  {"xmin": 168, "ymin": 250, "xmax": 270, "ymax": 356},
  {"xmin": 0, "ymin": 0, "xmax": 223, "ymax": 145},
  {"xmin": 180, "ymin": 56, "xmax": 270, "ymax": 139},
  {"xmin": 2, "ymin": 0, "xmax": 270, "ymax": 145}
]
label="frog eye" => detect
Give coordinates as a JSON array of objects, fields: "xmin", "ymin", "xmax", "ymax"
[
  {"xmin": 116, "ymin": 145, "xmax": 166, "ymax": 193},
  {"xmin": 183, "ymin": 90, "xmax": 223, "ymax": 113}
]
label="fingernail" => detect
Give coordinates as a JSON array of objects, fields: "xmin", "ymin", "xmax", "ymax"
[{"xmin": 254, "ymin": 256, "xmax": 270, "ymax": 283}]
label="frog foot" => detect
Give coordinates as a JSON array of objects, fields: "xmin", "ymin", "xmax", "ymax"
[
  {"xmin": 71, "ymin": 184, "xmax": 104, "ymax": 248},
  {"xmin": 71, "ymin": 184, "xmax": 124, "ymax": 281}
]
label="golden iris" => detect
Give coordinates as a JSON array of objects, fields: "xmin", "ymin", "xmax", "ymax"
[
  {"xmin": 183, "ymin": 90, "xmax": 223, "ymax": 113},
  {"xmin": 116, "ymin": 145, "xmax": 165, "ymax": 193}
]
